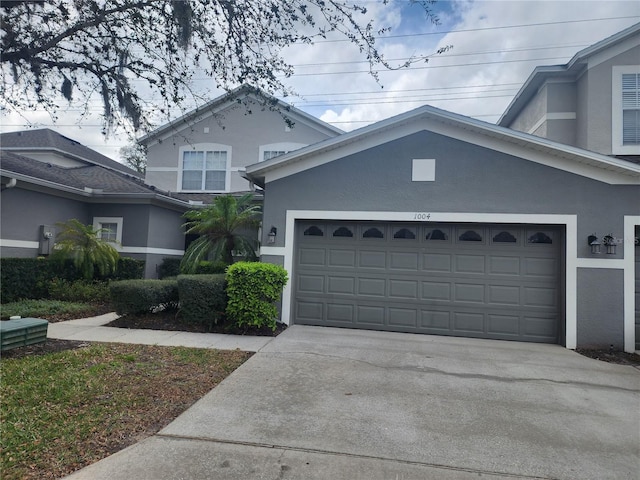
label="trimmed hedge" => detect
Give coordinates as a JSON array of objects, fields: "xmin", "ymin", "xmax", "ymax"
[
  {"xmin": 158, "ymin": 257, "xmax": 182, "ymax": 279},
  {"xmin": 177, "ymin": 274, "xmax": 227, "ymax": 328},
  {"xmin": 194, "ymin": 260, "xmax": 228, "ymax": 275},
  {"xmin": 1, "ymin": 257, "xmax": 145, "ymax": 303},
  {"xmin": 226, "ymin": 262, "xmax": 288, "ymax": 331},
  {"xmin": 109, "ymin": 279, "xmax": 178, "ymax": 315}
]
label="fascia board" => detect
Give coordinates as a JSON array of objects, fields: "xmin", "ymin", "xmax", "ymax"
[{"xmin": 0, "ymin": 169, "xmax": 193, "ymax": 208}]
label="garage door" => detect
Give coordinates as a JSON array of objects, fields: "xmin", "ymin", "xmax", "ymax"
[{"xmin": 294, "ymin": 222, "xmax": 561, "ymax": 343}]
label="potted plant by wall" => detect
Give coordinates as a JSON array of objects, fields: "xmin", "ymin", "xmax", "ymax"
[{"xmin": 602, "ymin": 234, "xmax": 616, "ymax": 255}]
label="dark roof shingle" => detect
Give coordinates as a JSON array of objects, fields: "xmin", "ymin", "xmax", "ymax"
[{"xmin": 0, "ymin": 128, "xmax": 142, "ymax": 178}]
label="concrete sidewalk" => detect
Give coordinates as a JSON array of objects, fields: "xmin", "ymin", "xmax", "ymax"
[
  {"xmin": 47, "ymin": 313, "xmax": 274, "ymax": 352},
  {"xmin": 64, "ymin": 325, "xmax": 640, "ymax": 480}
]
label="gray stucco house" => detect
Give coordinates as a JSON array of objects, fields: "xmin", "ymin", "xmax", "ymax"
[
  {"xmin": 246, "ymin": 25, "xmax": 640, "ymax": 353},
  {"xmin": 0, "ymin": 129, "xmax": 189, "ymax": 278},
  {"xmin": 139, "ymin": 85, "xmax": 342, "ymax": 196}
]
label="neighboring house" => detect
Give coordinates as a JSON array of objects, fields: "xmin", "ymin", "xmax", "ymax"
[
  {"xmin": 498, "ymin": 22, "xmax": 640, "ymax": 161},
  {"xmin": 139, "ymin": 85, "xmax": 343, "ymax": 197},
  {"xmin": 0, "ymin": 129, "xmax": 190, "ymax": 278}
]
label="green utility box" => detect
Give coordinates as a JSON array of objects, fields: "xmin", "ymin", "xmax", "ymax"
[{"xmin": 0, "ymin": 318, "xmax": 49, "ymax": 352}]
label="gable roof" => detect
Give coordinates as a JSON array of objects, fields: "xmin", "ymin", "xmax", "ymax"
[
  {"xmin": 0, "ymin": 128, "xmax": 142, "ymax": 178},
  {"xmin": 137, "ymin": 85, "xmax": 343, "ymax": 146},
  {"xmin": 498, "ymin": 22, "xmax": 640, "ymax": 127},
  {"xmin": 0, "ymin": 151, "xmax": 189, "ymax": 207},
  {"xmin": 245, "ymin": 103, "xmax": 640, "ymax": 187}
]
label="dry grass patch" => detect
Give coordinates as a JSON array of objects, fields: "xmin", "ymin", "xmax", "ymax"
[{"xmin": 1, "ymin": 342, "xmax": 251, "ymax": 480}]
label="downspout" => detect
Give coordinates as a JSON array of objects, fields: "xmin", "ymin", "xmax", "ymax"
[{"xmin": 1, "ymin": 178, "xmax": 17, "ymax": 191}]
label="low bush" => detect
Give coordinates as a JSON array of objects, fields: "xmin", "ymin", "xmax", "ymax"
[
  {"xmin": 109, "ymin": 279, "xmax": 178, "ymax": 315},
  {"xmin": 194, "ymin": 260, "xmax": 228, "ymax": 275},
  {"xmin": 48, "ymin": 279, "xmax": 110, "ymax": 303},
  {"xmin": 158, "ymin": 257, "xmax": 182, "ymax": 279},
  {"xmin": 177, "ymin": 275, "xmax": 227, "ymax": 328},
  {"xmin": 0, "ymin": 299, "xmax": 91, "ymax": 320},
  {"xmin": 226, "ymin": 262, "xmax": 288, "ymax": 331}
]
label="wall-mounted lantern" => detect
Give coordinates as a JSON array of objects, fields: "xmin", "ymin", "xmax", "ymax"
[
  {"xmin": 602, "ymin": 234, "xmax": 617, "ymax": 255},
  {"xmin": 268, "ymin": 226, "xmax": 277, "ymax": 244},
  {"xmin": 588, "ymin": 233, "xmax": 618, "ymax": 255},
  {"xmin": 588, "ymin": 234, "xmax": 601, "ymax": 255}
]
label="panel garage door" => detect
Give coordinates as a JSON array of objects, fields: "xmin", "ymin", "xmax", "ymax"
[{"xmin": 294, "ymin": 221, "xmax": 562, "ymax": 343}]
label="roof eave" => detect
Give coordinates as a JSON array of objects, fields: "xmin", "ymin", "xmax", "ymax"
[{"xmin": 246, "ymin": 105, "xmax": 640, "ymax": 185}]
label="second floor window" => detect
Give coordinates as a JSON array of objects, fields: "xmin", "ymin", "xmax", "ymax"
[
  {"xmin": 622, "ymin": 73, "xmax": 640, "ymax": 145},
  {"xmin": 263, "ymin": 150, "xmax": 287, "ymax": 161},
  {"xmin": 182, "ymin": 150, "xmax": 227, "ymax": 190}
]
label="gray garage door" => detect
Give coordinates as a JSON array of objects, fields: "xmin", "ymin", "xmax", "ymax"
[{"xmin": 294, "ymin": 222, "xmax": 561, "ymax": 343}]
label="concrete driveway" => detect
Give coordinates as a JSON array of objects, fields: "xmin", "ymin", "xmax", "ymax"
[{"xmin": 67, "ymin": 325, "xmax": 639, "ymax": 480}]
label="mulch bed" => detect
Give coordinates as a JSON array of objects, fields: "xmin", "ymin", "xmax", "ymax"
[
  {"xmin": 106, "ymin": 309, "xmax": 287, "ymax": 336},
  {"xmin": 575, "ymin": 348, "xmax": 640, "ymax": 366}
]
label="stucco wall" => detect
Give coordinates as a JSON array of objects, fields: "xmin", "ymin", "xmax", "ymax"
[
  {"xmin": 145, "ymin": 99, "xmax": 338, "ymax": 193},
  {"xmin": 577, "ymin": 268, "xmax": 624, "ymax": 348},
  {"xmin": 507, "ymin": 84, "xmax": 548, "ymax": 134},
  {"xmin": 576, "ymin": 44, "xmax": 640, "ymax": 155},
  {"xmin": 260, "ymin": 130, "xmax": 639, "ymax": 348},
  {"xmin": 1, "ymin": 186, "xmax": 89, "ymax": 249}
]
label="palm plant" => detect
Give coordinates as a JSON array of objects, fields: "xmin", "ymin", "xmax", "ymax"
[
  {"xmin": 51, "ymin": 219, "xmax": 120, "ymax": 280},
  {"xmin": 180, "ymin": 193, "xmax": 261, "ymax": 273}
]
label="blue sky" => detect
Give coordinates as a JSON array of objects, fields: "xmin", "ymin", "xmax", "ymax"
[{"xmin": 2, "ymin": 0, "xmax": 639, "ymax": 161}]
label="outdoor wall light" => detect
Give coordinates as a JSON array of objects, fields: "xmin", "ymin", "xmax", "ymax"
[
  {"xmin": 588, "ymin": 233, "xmax": 617, "ymax": 255},
  {"xmin": 588, "ymin": 234, "xmax": 601, "ymax": 255},
  {"xmin": 268, "ymin": 226, "xmax": 277, "ymax": 244}
]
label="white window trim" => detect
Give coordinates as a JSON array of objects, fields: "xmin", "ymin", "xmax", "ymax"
[
  {"xmin": 258, "ymin": 143, "xmax": 307, "ymax": 163},
  {"xmin": 177, "ymin": 143, "xmax": 232, "ymax": 193},
  {"xmin": 612, "ymin": 65, "xmax": 640, "ymax": 155},
  {"xmin": 93, "ymin": 217, "xmax": 123, "ymax": 250}
]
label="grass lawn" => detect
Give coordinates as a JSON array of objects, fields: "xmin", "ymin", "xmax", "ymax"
[{"xmin": 0, "ymin": 342, "xmax": 251, "ymax": 480}]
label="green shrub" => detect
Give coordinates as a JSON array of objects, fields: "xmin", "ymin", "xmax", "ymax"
[
  {"xmin": 226, "ymin": 262, "xmax": 288, "ymax": 331},
  {"xmin": 177, "ymin": 274, "xmax": 227, "ymax": 328},
  {"xmin": 110, "ymin": 257, "xmax": 145, "ymax": 280},
  {"xmin": 1, "ymin": 257, "xmax": 144, "ymax": 303},
  {"xmin": 158, "ymin": 257, "xmax": 182, "ymax": 279},
  {"xmin": 48, "ymin": 279, "xmax": 110, "ymax": 303},
  {"xmin": 0, "ymin": 299, "xmax": 90, "ymax": 320},
  {"xmin": 1, "ymin": 258, "xmax": 53, "ymax": 303},
  {"xmin": 109, "ymin": 279, "xmax": 178, "ymax": 315},
  {"xmin": 194, "ymin": 260, "xmax": 228, "ymax": 275}
]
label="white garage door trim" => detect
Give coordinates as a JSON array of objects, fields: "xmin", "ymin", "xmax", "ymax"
[
  {"xmin": 624, "ymin": 215, "xmax": 640, "ymax": 353},
  {"xmin": 260, "ymin": 211, "xmax": 578, "ymax": 350}
]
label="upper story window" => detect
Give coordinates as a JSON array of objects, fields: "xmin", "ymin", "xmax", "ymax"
[
  {"xmin": 263, "ymin": 150, "xmax": 287, "ymax": 161},
  {"xmin": 258, "ymin": 143, "xmax": 307, "ymax": 163},
  {"xmin": 612, "ymin": 66, "xmax": 640, "ymax": 155},
  {"xmin": 179, "ymin": 144, "xmax": 230, "ymax": 192}
]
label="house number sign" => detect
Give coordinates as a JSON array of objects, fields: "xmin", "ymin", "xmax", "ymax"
[{"xmin": 413, "ymin": 213, "xmax": 431, "ymax": 220}]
